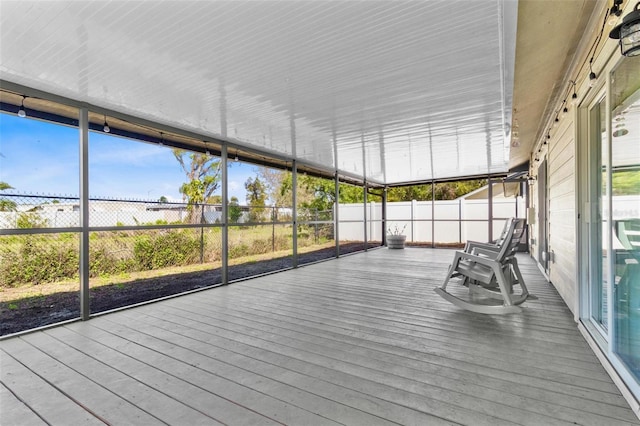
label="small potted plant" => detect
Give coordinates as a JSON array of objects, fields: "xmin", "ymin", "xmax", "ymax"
[{"xmin": 387, "ymin": 224, "xmax": 407, "ymax": 249}]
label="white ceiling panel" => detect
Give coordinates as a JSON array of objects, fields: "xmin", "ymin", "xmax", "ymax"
[{"xmin": 0, "ymin": 0, "xmax": 517, "ymax": 185}]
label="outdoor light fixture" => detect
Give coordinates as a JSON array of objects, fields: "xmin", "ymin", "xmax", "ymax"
[
  {"xmin": 610, "ymin": 2, "xmax": 640, "ymax": 56},
  {"xmin": 17, "ymin": 96, "xmax": 26, "ymax": 118},
  {"xmin": 568, "ymin": 80, "xmax": 579, "ymax": 106},
  {"xmin": 609, "ymin": 0, "xmax": 625, "ymax": 25},
  {"xmin": 589, "ymin": 70, "xmax": 597, "ymax": 87},
  {"xmin": 103, "ymin": 115, "xmax": 110, "ymax": 133},
  {"xmin": 563, "ymin": 106, "xmax": 569, "ymax": 115}
]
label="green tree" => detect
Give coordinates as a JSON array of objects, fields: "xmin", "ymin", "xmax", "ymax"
[
  {"xmin": 173, "ymin": 150, "xmax": 221, "ymax": 223},
  {"xmin": 158, "ymin": 195, "xmax": 168, "ymax": 203},
  {"xmin": 387, "ymin": 180, "xmax": 486, "ymax": 201},
  {"xmin": 0, "ymin": 181, "xmax": 16, "ymax": 212},
  {"xmin": 256, "ymin": 167, "xmax": 291, "ymax": 207},
  {"xmin": 207, "ymin": 195, "xmax": 222, "ymax": 205},
  {"xmin": 228, "ymin": 196, "xmax": 243, "ymax": 223},
  {"xmin": 245, "ymin": 177, "xmax": 267, "ymax": 222}
]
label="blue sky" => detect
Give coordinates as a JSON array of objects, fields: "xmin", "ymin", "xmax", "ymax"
[{"xmin": 0, "ymin": 113, "xmax": 256, "ymax": 203}]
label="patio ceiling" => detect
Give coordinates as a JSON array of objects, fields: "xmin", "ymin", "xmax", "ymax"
[
  {"xmin": 0, "ymin": 0, "xmax": 602, "ymax": 185},
  {"xmin": 0, "ymin": 0, "xmax": 520, "ymax": 185}
]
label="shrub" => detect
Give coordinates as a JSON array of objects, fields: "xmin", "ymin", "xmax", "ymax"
[
  {"xmin": 0, "ymin": 237, "xmax": 78, "ymax": 287},
  {"xmin": 251, "ymin": 238, "xmax": 271, "ymax": 255},
  {"xmin": 229, "ymin": 243, "xmax": 250, "ymax": 259},
  {"xmin": 89, "ymin": 243, "xmax": 137, "ymax": 276},
  {"xmin": 16, "ymin": 212, "xmax": 49, "ymax": 229},
  {"xmin": 133, "ymin": 230, "xmax": 200, "ymax": 270}
]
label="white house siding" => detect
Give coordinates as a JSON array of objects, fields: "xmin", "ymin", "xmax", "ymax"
[{"xmin": 547, "ymin": 116, "xmax": 578, "ymax": 315}]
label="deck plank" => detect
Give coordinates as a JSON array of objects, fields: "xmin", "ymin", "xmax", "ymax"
[
  {"xmin": 0, "ymin": 382, "xmax": 47, "ymax": 426},
  {"xmin": 1, "ymin": 248, "xmax": 638, "ymax": 425}
]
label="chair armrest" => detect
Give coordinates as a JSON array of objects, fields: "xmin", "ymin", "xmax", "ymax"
[
  {"xmin": 453, "ymin": 250, "xmax": 503, "ymax": 268},
  {"xmin": 465, "ymin": 240, "xmax": 499, "ymax": 253},
  {"xmin": 473, "ymin": 247, "xmax": 501, "ymax": 259}
]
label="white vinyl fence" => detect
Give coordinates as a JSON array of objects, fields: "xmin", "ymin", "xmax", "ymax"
[{"xmin": 338, "ymin": 197, "xmax": 526, "ymax": 244}]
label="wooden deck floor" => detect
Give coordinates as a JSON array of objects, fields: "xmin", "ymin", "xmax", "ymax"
[{"xmin": 1, "ymin": 248, "xmax": 638, "ymax": 425}]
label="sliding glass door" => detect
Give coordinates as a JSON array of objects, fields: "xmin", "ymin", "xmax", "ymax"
[
  {"xmin": 582, "ymin": 55, "xmax": 640, "ymax": 397},
  {"xmin": 610, "ymin": 57, "xmax": 640, "ymax": 386}
]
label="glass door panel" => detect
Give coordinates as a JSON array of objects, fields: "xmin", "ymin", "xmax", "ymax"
[
  {"xmin": 611, "ymin": 57, "xmax": 640, "ymax": 383},
  {"xmin": 588, "ymin": 97, "xmax": 609, "ymax": 330}
]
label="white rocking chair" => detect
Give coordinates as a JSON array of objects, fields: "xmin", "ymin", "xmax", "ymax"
[{"xmin": 435, "ymin": 218, "xmax": 530, "ymax": 314}]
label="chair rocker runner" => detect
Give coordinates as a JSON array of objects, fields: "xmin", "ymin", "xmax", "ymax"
[{"xmin": 435, "ymin": 218, "xmax": 530, "ymax": 314}]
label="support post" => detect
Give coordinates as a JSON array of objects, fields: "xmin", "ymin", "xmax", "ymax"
[
  {"xmin": 200, "ymin": 205, "xmax": 205, "ymax": 263},
  {"xmin": 292, "ymin": 160, "xmax": 298, "ymax": 268},
  {"xmin": 363, "ymin": 181, "xmax": 368, "ymax": 251},
  {"xmin": 431, "ymin": 181, "xmax": 435, "ymax": 248},
  {"xmin": 488, "ymin": 176, "xmax": 494, "ymax": 242},
  {"xmin": 459, "ymin": 198, "xmax": 463, "ymax": 244},
  {"xmin": 79, "ymin": 107, "xmax": 90, "ymax": 320},
  {"xmin": 411, "ymin": 199, "xmax": 416, "ymax": 242},
  {"xmin": 221, "ymin": 145, "xmax": 228, "ymax": 284},
  {"xmin": 382, "ymin": 187, "xmax": 387, "ymax": 246},
  {"xmin": 335, "ymin": 172, "xmax": 340, "ymax": 257}
]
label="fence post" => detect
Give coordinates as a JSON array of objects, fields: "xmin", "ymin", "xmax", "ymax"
[
  {"xmin": 314, "ymin": 208, "xmax": 318, "ymax": 244},
  {"xmin": 272, "ymin": 206, "xmax": 276, "ymax": 252}
]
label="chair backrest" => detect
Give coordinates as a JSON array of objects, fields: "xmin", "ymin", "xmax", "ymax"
[
  {"xmin": 493, "ymin": 218, "xmax": 514, "ymax": 246},
  {"xmin": 617, "ymin": 219, "xmax": 640, "ymax": 250},
  {"xmin": 494, "ymin": 218, "xmax": 525, "ymax": 262}
]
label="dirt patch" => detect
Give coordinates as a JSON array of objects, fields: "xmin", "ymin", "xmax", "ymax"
[{"xmin": 0, "ymin": 242, "xmax": 379, "ymax": 336}]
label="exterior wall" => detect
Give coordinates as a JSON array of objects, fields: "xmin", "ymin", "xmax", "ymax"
[
  {"xmin": 529, "ymin": 0, "xmax": 640, "ymax": 411},
  {"xmin": 528, "ymin": 2, "xmax": 613, "ymax": 316},
  {"xmin": 548, "ymin": 113, "xmax": 578, "ymax": 314}
]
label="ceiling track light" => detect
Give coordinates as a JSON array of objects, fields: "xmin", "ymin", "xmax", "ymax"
[
  {"xmin": 103, "ymin": 115, "xmax": 110, "ymax": 133},
  {"xmin": 17, "ymin": 96, "xmax": 26, "ymax": 118},
  {"xmin": 610, "ymin": 2, "xmax": 640, "ymax": 56}
]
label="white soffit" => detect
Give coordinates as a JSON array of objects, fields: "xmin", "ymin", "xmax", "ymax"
[{"xmin": 0, "ymin": 0, "xmax": 517, "ymax": 185}]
